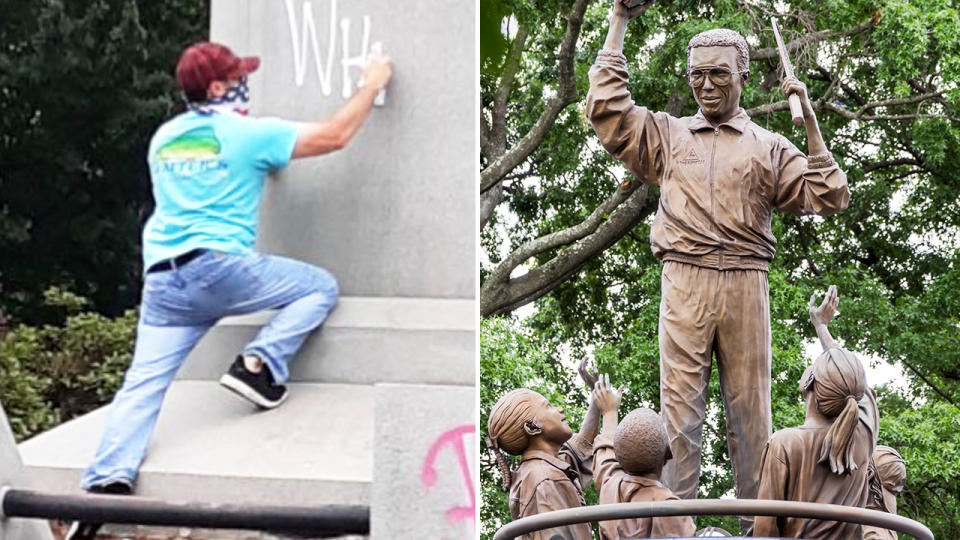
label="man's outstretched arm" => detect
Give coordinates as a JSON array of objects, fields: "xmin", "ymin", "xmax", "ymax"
[{"xmin": 291, "ymin": 52, "xmax": 393, "ymax": 159}]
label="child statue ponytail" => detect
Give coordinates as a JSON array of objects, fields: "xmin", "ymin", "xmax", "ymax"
[
  {"xmin": 484, "ymin": 435, "xmax": 513, "ymax": 491},
  {"xmin": 809, "ymin": 347, "xmax": 868, "ymax": 475}
]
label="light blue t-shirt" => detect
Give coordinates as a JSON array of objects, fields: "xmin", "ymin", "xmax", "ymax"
[{"xmin": 142, "ymin": 111, "xmax": 300, "ymax": 270}]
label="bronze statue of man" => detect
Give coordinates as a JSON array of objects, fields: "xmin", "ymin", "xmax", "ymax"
[{"xmin": 586, "ymin": 0, "xmax": 850, "ymax": 523}]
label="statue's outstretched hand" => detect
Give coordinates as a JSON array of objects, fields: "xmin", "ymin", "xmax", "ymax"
[
  {"xmin": 809, "ymin": 284, "xmax": 839, "ymax": 328},
  {"xmin": 592, "ymin": 373, "xmax": 625, "ymax": 416},
  {"xmin": 612, "ymin": 0, "xmax": 656, "ymax": 20},
  {"xmin": 578, "ymin": 356, "xmax": 599, "ymax": 391}
]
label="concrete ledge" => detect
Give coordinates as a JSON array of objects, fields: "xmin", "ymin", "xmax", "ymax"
[
  {"xmin": 177, "ymin": 296, "xmax": 475, "ymax": 385},
  {"xmin": 19, "ymin": 381, "xmax": 373, "ymax": 506},
  {"xmin": 218, "ymin": 296, "xmax": 474, "ymax": 332}
]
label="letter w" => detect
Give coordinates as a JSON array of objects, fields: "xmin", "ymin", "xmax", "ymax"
[{"xmin": 284, "ymin": 0, "xmax": 336, "ymax": 92}]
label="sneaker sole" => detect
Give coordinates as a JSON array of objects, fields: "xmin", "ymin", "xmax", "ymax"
[
  {"xmin": 219, "ymin": 373, "xmax": 288, "ymax": 409},
  {"xmin": 65, "ymin": 520, "xmax": 101, "ymax": 540}
]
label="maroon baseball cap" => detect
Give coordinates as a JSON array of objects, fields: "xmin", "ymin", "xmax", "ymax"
[{"xmin": 177, "ymin": 42, "xmax": 260, "ymax": 102}]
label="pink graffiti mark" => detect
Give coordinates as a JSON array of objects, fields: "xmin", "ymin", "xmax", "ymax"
[{"xmin": 421, "ymin": 423, "xmax": 476, "ymax": 526}]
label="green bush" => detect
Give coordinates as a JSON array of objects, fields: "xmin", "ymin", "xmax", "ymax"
[{"xmin": 0, "ymin": 287, "xmax": 137, "ymax": 441}]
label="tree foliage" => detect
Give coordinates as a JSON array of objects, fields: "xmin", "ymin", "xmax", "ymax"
[
  {"xmin": 0, "ymin": 0, "xmax": 209, "ymax": 324},
  {"xmin": 480, "ymin": 0, "xmax": 960, "ymax": 537},
  {"xmin": 0, "ymin": 288, "xmax": 136, "ymax": 441}
]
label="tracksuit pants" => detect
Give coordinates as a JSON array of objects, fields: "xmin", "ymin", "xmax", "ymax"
[{"xmin": 658, "ymin": 261, "xmax": 772, "ymax": 522}]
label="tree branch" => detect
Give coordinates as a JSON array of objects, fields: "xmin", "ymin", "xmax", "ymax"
[
  {"xmin": 490, "ymin": 25, "xmax": 529, "ymax": 157},
  {"xmin": 480, "ymin": 184, "xmax": 506, "ymax": 231},
  {"xmin": 479, "ymin": 0, "xmax": 588, "ymax": 195},
  {"xmin": 480, "ymin": 109, "xmax": 494, "ymax": 160},
  {"xmin": 861, "ymin": 158, "xmax": 921, "ymax": 173},
  {"xmin": 750, "ymin": 20, "xmax": 876, "ymax": 60},
  {"xmin": 796, "ymin": 222, "xmax": 822, "ymax": 276},
  {"xmin": 898, "ymin": 356, "xmax": 960, "ymax": 411},
  {"xmin": 746, "ymin": 94, "xmax": 958, "ymax": 123},
  {"xmin": 481, "ymin": 181, "xmax": 654, "ymax": 316}
]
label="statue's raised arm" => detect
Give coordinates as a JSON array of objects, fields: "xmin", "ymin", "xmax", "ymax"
[{"xmin": 809, "ymin": 284, "xmax": 841, "ymax": 351}]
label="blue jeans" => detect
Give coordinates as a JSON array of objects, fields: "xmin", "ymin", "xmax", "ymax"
[{"xmin": 80, "ymin": 250, "xmax": 339, "ymax": 489}]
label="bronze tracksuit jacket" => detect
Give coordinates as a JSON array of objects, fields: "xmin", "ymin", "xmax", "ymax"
[{"xmin": 585, "ymin": 48, "xmax": 849, "ymax": 267}]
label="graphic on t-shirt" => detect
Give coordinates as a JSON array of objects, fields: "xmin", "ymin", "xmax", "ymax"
[{"xmin": 156, "ymin": 126, "xmax": 222, "ymax": 160}]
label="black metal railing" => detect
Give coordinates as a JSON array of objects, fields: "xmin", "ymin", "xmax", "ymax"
[
  {"xmin": 492, "ymin": 499, "xmax": 934, "ymax": 540},
  {"xmin": 0, "ymin": 487, "xmax": 369, "ymax": 537}
]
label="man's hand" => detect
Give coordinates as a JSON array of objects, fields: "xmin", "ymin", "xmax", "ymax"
[
  {"xmin": 809, "ymin": 284, "xmax": 839, "ymax": 328},
  {"xmin": 361, "ymin": 46, "xmax": 393, "ymax": 92},
  {"xmin": 612, "ymin": 0, "xmax": 655, "ymax": 21},
  {"xmin": 578, "ymin": 357, "xmax": 599, "ymax": 391},
  {"xmin": 781, "ymin": 75, "xmax": 814, "ymax": 118},
  {"xmin": 592, "ymin": 373, "xmax": 624, "ymax": 416},
  {"xmin": 291, "ymin": 45, "xmax": 392, "ymax": 159},
  {"xmin": 604, "ymin": 0, "xmax": 655, "ymax": 50}
]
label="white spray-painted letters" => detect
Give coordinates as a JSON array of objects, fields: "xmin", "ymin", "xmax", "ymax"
[{"xmin": 284, "ymin": 0, "xmax": 373, "ymax": 99}]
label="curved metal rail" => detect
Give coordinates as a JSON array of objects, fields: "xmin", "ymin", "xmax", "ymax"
[
  {"xmin": 0, "ymin": 488, "xmax": 369, "ymax": 536},
  {"xmin": 492, "ymin": 499, "xmax": 933, "ymax": 540}
]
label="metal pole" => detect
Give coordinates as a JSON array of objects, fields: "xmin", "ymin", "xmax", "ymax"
[
  {"xmin": 1, "ymin": 489, "xmax": 369, "ymax": 536},
  {"xmin": 492, "ymin": 499, "xmax": 934, "ymax": 540}
]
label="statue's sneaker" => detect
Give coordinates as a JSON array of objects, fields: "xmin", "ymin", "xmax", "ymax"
[{"xmin": 219, "ymin": 356, "xmax": 288, "ymax": 409}]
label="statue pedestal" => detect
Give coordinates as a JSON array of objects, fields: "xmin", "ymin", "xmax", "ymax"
[{"xmin": 0, "ymin": 405, "xmax": 54, "ymax": 540}]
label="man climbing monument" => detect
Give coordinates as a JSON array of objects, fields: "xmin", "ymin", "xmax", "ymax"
[{"xmin": 67, "ymin": 41, "xmax": 392, "ymax": 539}]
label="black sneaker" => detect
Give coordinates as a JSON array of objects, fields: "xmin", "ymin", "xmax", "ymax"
[
  {"xmin": 219, "ymin": 355, "xmax": 288, "ymax": 408},
  {"xmin": 89, "ymin": 479, "xmax": 133, "ymax": 495},
  {"xmin": 65, "ymin": 480, "xmax": 133, "ymax": 539},
  {"xmin": 64, "ymin": 520, "xmax": 101, "ymax": 540}
]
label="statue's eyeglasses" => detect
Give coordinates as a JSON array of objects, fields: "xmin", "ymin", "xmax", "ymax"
[{"xmin": 686, "ymin": 67, "xmax": 747, "ymax": 87}]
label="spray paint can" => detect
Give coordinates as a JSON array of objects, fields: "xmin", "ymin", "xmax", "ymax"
[{"xmin": 358, "ymin": 41, "xmax": 387, "ymax": 107}]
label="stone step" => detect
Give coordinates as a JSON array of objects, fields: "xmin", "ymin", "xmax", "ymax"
[
  {"xmin": 177, "ymin": 296, "xmax": 474, "ymax": 386},
  {"xmin": 17, "ymin": 381, "xmax": 372, "ymax": 507}
]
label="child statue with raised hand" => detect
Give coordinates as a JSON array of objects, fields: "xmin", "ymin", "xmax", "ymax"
[
  {"xmin": 754, "ymin": 285, "xmax": 880, "ymax": 539},
  {"xmin": 863, "ymin": 446, "xmax": 907, "ymax": 540},
  {"xmin": 485, "ymin": 368, "xmax": 602, "ymax": 540},
  {"xmin": 591, "ymin": 373, "xmax": 695, "ymax": 538}
]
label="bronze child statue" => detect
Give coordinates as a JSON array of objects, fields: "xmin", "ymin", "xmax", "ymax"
[
  {"xmin": 753, "ymin": 286, "xmax": 879, "ymax": 538},
  {"xmin": 863, "ymin": 445, "xmax": 907, "ymax": 540},
  {"xmin": 592, "ymin": 374, "xmax": 696, "ymax": 538},
  {"xmin": 486, "ymin": 385, "xmax": 601, "ymax": 540}
]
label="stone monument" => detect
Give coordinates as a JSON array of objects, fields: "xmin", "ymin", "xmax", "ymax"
[{"xmin": 0, "ymin": 404, "xmax": 54, "ymax": 540}]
